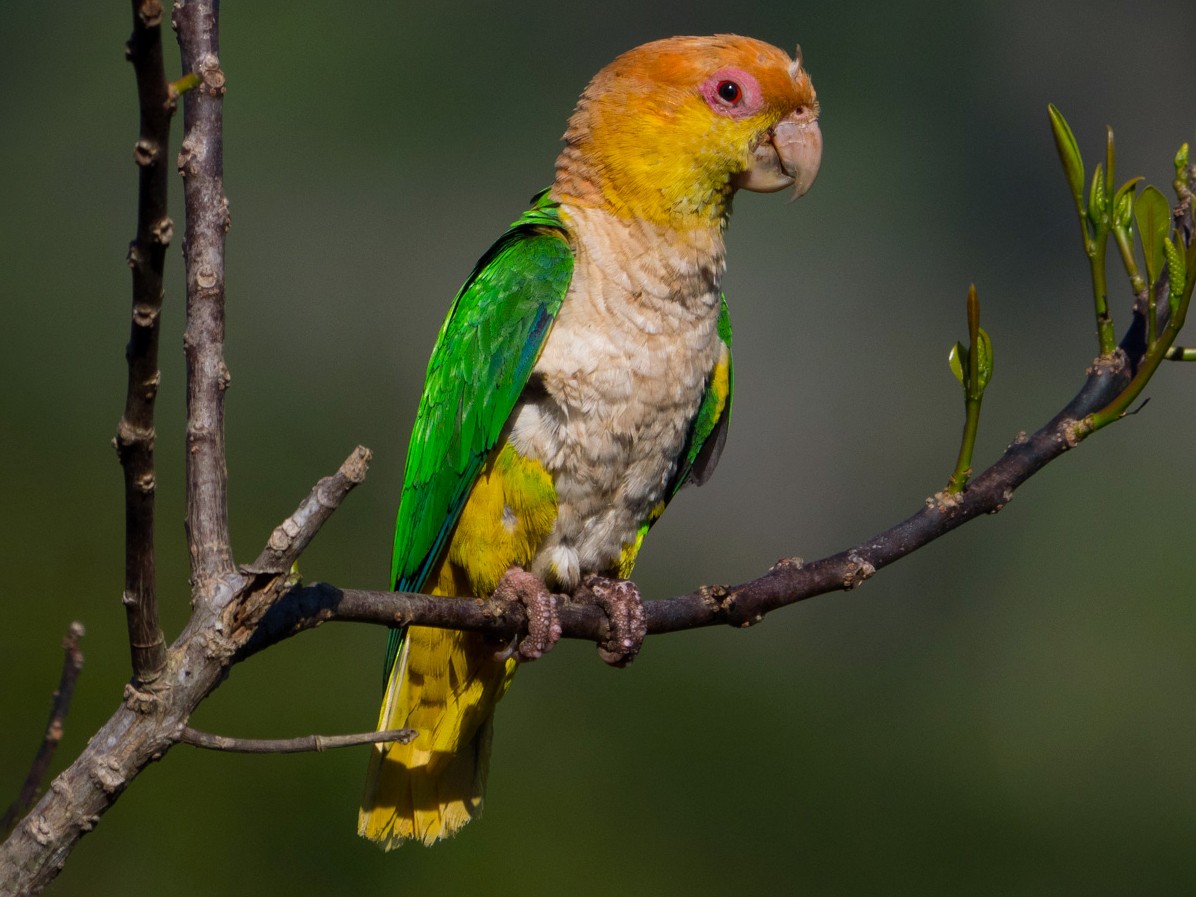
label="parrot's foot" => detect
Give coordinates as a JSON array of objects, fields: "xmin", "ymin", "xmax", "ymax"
[
  {"xmin": 492, "ymin": 567, "xmax": 561, "ymax": 662},
  {"xmin": 578, "ymin": 574, "xmax": 647, "ymax": 668}
]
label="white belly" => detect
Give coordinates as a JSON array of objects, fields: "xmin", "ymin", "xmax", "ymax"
[{"xmin": 507, "ymin": 203, "xmax": 726, "ymax": 589}]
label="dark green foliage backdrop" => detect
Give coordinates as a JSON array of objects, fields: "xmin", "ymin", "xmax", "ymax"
[{"xmin": 3, "ymin": 2, "xmax": 1196, "ymax": 894}]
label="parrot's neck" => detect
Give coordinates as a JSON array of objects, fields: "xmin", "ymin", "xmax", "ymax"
[{"xmin": 552, "ymin": 108, "xmax": 737, "ymax": 231}]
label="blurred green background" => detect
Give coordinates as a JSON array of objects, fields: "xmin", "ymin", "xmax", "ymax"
[{"xmin": 3, "ymin": 1, "xmax": 1196, "ymax": 894}]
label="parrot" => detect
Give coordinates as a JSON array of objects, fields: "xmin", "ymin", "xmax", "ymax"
[{"xmin": 358, "ymin": 33, "xmax": 822, "ymax": 848}]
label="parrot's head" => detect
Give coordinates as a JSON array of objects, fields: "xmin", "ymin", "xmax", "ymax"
[{"xmin": 554, "ymin": 34, "xmax": 821, "ymax": 228}]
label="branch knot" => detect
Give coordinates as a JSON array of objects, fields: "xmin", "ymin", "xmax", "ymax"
[
  {"xmin": 841, "ymin": 556, "xmax": 876, "ymax": 591},
  {"xmin": 133, "ymin": 139, "xmax": 160, "ymax": 167},
  {"xmin": 196, "ymin": 54, "xmax": 226, "ymax": 96},
  {"xmin": 122, "ymin": 682, "xmax": 165, "ymax": 715}
]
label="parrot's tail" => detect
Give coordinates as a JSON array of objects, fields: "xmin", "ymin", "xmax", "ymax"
[{"xmin": 358, "ymin": 625, "xmax": 517, "ymax": 849}]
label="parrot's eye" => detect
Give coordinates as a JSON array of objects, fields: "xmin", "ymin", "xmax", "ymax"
[
  {"xmin": 701, "ymin": 69, "xmax": 761, "ymax": 117},
  {"xmin": 716, "ymin": 80, "xmax": 742, "ymax": 105}
]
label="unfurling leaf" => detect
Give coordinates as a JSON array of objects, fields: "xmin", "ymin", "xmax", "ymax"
[
  {"xmin": 1047, "ymin": 104, "xmax": 1085, "ymax": 206},
  {"xmin": 949, "ymin": 342, "xmax": 967, "ymax": 386},
  {"xmin": 1088, "ymin": 163, "xmax": 1106, "ymax": 227},
  {"xmin": 1112, "ymin": 177, "xmax": 1142, "ymax": 231},
  {"xmin": 975, "ymin": 327, "xmax": 994, "ymax": 392}
]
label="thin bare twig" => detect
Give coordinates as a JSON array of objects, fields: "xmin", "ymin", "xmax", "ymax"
[
  {"xmin": 247, "ymin": 447, "xmax": 373, "ymax": 576},
  {"xmin": 116, "ymin": 0, "xmax": 172, "ymax": 685},
  {"xmin": 175, "ymin": 0, "xmax": 234, "ymax": 600},
  {"xmin": 179, "ymin": 727, "xmax": 415, "ymax": 753},
  {"xmin": 1, "ymin": 625, "xmax": 85, "ymax": 837}
]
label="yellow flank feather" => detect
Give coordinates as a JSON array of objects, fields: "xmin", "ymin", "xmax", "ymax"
[
  {"xmin": 358, "ymin": 444, "xmax": 556, "ymax": 848},
  {"xmin": 709, "ymin": 355, "xmax": 730, "ymax": 419}
]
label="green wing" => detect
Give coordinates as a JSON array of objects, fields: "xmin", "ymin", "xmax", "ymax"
[
  {"xmin": 392, "ymin": 191, "xmax": 573, "ymax": 591},
  {"xmin": 667, "ymin": 294, "xmax": 734, "ymax": 497},
  {"xmin": 384, "ymin": 192, "xmax": 573, "ymax": 674}
]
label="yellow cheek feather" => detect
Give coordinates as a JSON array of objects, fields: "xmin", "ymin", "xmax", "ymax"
[
  {"xmin": 445, "ymin": 442, "xmax": 558, "ymax": 597},
  {"xmin": 590, "ymin": 97, "xmax": 763, "ymax": 227}
]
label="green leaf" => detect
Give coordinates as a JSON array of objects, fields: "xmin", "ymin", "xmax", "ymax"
[
  {"xmin": 948, "ymin": 342, "xmax": 967, "ymax": 386},
  {"xmin": 1135, "ymin": 185, "xmax": 1170, "ymax": 286},
  {"xmin": 1047, "ymin": 104, "xmax": 1085, "ymax": 206},
  {"xmin": 1176, "ymin": 143, "xmax": 1190, "ymax": 182},
  {"xmin": 975, "ymin": 327, "xmax": 994, "ymax": 392}
]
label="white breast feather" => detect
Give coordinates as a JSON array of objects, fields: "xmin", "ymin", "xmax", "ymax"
[{"xmin": 508, "ymin": 204, "xmax": 727, "ymax": 590}]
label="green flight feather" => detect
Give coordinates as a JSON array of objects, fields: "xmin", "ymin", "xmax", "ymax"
[{"xmin": 384, "ymin": 191, "xmax": 573, "ymax": 679}]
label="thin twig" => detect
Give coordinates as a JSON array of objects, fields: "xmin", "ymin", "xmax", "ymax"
[
  {"xmin": 116, "ymin": 0, "xmax": 172, "ymax": 686},
  {"xmin": 1, "ymin": 625, "xmax": 85, "ymax": 837},
  {"xmin": 247, "ymin": 447, "xmax": 373, "ymax": 576},
  {"xmin": 176, "ymin": 0, "xmax": 235, "ymax": 600},
  {"xmin": 179, "ymin": 727, "xmax": 415, "ymax": 753}
]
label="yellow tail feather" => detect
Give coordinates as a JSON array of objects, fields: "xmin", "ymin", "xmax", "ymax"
[
  {"xmin": 361, "ymin": 443, "xmax": 555, "ymax": 847},
  {"xmin": 358, "ymin": 625, "xmax": 517, "ymax": 849}
]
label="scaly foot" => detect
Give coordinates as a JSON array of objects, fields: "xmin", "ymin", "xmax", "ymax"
[
  {"xmin": 579, "ymin": 574, "xmax": 647, "ymax": 668},
  {"xmin": 491, "ymin": 567, "xmax": 561, "ymax": 662}
]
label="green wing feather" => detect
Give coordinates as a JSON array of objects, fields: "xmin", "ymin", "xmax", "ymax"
[
  {"xmin": 668, "ymin": 294, "xmax": 734, "ymax": 497},
  {"xmin": 384, "ymin": 191, "xmax": 573, "ymax": 678}
]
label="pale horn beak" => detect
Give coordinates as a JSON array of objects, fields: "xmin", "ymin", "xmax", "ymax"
[{"xmin": 732, "ymin": 107, "xmax": 823, "ymax": 201}]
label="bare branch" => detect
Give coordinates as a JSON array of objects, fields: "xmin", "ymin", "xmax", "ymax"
[
  {"xmin": 1, "ymin": 625, "xmax": 85, "ymax": 838},
  {"xmin": 246, "ymin": 446, "xmax": 373, "ymax": 576},
  {"xmin": 179, "ymin": 727, "xmax": 415, "ymax": 753},
  {"xmin": 175, "ymin": 0, "xmax": 234, "ymax": 600},
  {"xmin": 116, "ymin": 0, "xmax": 172, "ymax": 685}
]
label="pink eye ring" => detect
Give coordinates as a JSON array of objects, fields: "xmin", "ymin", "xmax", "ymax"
[{"xmin": 701, "ymin": 69, "xmax": 762, "ymax": 118}]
